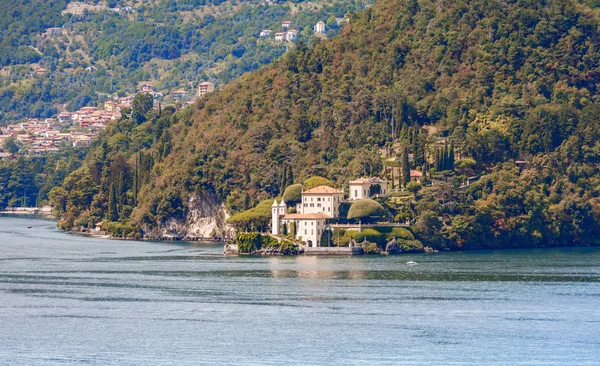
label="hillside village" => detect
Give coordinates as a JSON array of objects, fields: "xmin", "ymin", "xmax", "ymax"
[{"xmin": 0, "ymin": 81, "xmax": 216, "ymax": 158}]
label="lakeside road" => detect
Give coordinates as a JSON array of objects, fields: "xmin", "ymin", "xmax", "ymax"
[{"xmin": 0, "ymin": 216, "xmax": 599, "ymax": 365}]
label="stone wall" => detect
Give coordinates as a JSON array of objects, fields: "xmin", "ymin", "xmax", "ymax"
[{"xmin": 304, "ymin": 247, "xmax": 364, "ymax": 255}]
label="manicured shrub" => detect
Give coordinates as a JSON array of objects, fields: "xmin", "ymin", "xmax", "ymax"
[
  {"xmin": 303, "ymin": 176, "xmax": 336, "ymax": 190},
  {"xmin": 344, "ymin": 230, "xmax": 367, "ymax": 242},
  {"xmin": 347, "ymin": 199, "xmax": 387, "ymax": 222},
  {"xmin": 282, "ymin": 184, "xmax": 304, "ymax": 204},
  {"xmin": 361, "ymin": 228, "xmax": 386, "ymax": 246},
  {"xmin": 384, "ymin": 227, "xmax": 415, "ymax": 241}
]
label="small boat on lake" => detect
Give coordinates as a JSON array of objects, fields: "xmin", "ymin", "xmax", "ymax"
[{"xmin": 406, "ymin": 261, "xmax": 417, "ymax": 265}]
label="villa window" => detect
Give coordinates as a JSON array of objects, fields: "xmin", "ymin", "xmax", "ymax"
[
  {"xmin": 304, "ymin": 203, "xmax": 307, "ymax": 207},
  {"xmin": 328, "ymin": 207, "xmax": 331, "ymax": 211},
  {"xmin": 328, "ymin": 197, "xmax": 330, "ymax": 201},
  {"xmin": 311, "ymin": 229, "xmax": 314, "ymax": 235},
  {"xmin": 355, "ymin": 190, "xmax": 357, "ymax": 197},
  {"xmin": 317, "ymin": 197, "xmax": 321, "ymax": 202},
  {"xmin": 317, "ymin": 203, "xmax": 321, "ymax": 207},
  {"xmin": 310, "ymin": 203, "xmax": 314, "ymax": 207},
  {"xmin": 304, "ymin": 229, "xmax": 307, "ymax": 235},
  {"xmin": 311, "ymin": 197, "xmax": 313, "ymax": 202}
]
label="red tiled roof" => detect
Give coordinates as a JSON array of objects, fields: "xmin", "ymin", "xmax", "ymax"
[{"xmin": 282, "ymin": 213, "xmax": 329, "ymax": 220}]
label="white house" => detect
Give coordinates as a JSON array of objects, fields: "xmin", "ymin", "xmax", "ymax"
[
  {"xmin": 314, "ymin": 21, "xmax": 325, "ymax": 34},
  {"xmin": 349, "ymin": 177, "xmax": 388, "ymax": 201},
  {"xmin": 282, "ymin": 20, "xmax": 293, "ymax": 29},
  {"xmin": 259, "ymin": 29, "xmax": 271, "ymax": 37},
  {"xmin": 286, "ymin": 29, "xmax": 298, "ymax": 41},
  {"xmin": 197, "ymin": 81, "xmax": 215, "ymax": 98},
  {"xmin": 281, "ymin": 213, "xmax": 329, "ymax": 248},
  {"xmin": 272, "ymin": 185, "xmax": 344, "ymax": 247},
  {"xmin": 274, "ymin": 32, "xmax": 285, "ymax": 42},
  {"xmin": 298, "ymin": 185, "xmax": 344, "ymax": 218}
]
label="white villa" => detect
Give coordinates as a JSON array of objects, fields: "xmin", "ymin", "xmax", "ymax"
[
  {"xmin": 272, "ymin": 179, "xmax": 390, "ymax": 247},
  {"xmin": 349, "ymin": 177, "xmax": 388, "ymax": 201},
  {"xmin": 272, "ymin": 186, "xmax": 344, "ymax": 247}
]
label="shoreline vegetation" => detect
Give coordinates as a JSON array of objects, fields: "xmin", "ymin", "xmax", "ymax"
[
  {"xmin": 3, "ymin": 0, "xmax": 600, "ymax": 254},
  {"xmin": 2, "ymin": 215, "xmax": 598, "ymax": 258}
]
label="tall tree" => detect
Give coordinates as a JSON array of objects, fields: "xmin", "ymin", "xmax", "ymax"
[
  {"xmin": 402, "ymin": 147, "xmax": 411, "ymax": 187},
  {"xmin": 107, "ymin": 183, "xmax": 118, "ymax": 221},
  {"xmin": 449, "ymin": 141, "xmax": 455, "ymax": 171}
]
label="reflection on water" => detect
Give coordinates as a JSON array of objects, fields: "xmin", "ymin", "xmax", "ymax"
[{"xmin": 0, "ymin": 216, "xmax": 599, "ymax": 365}]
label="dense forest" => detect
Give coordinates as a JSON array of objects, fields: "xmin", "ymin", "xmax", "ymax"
[
  {"xmin": 51, "ymin": 0, "xmax": 600, "ymax": 249},
  {"xmin": 0, "ymin": 0, "xmax": 365, "ymax": 124},
  {"xmin": 0, "ymin": 148, "xmax": 85, "ymax": 209}
]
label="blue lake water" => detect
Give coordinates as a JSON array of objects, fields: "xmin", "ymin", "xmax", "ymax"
[{"xmin": 0, "ymin": 216, "xmax": 599, "ymax": 365}]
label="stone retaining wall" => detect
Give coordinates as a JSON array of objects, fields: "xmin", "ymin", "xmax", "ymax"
[{"xmin": 304, "ymin": 247, "xmax": 364, "ymax": 255}]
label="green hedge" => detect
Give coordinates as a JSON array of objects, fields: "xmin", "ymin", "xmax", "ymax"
[
  {"xmin": 380, "ymin": 227, "xmax": 415, "ymax": 241},
  {"xmin": 343, "ymin": 228, "xmax": 386, "ymax": 246}
]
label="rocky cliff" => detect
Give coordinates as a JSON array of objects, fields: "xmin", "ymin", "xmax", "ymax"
[{"xmin": 143, "ymin": 193, "xmax": 234, "ymax": 241}]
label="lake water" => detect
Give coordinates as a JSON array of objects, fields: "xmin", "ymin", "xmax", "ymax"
[{"xmin": 0, "ymin": 216, "xmax": 599, "ymax": 365}]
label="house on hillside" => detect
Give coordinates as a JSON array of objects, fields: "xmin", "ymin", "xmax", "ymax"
[
  {"xmin": 410, "ymin": 170, "xmax": 423, "ymax": 183},
  {"xmin": 259, "ymin": 29, "xmax": 271, "ymax": 37},
  {"xmin": 274, "ymin": 32, "xmax": 285, "ymax": 42},
  {"xmin": 286, "ymin": 29, "xmax": 298, "ymax": 41},
  {"xmin": 314, "ymin": 21, "xmax": 325, "ymax": 34},
  {"xmin": 140, "ymin": 83, "xmax": 154, "ymax": 93},
  {"xmin": 35, "ymin": 68, "xmax": 49, "ymax": 76},
  {"xmin": 335, "ymin": 17, "xmax": 348, "ymax": 25},
  {"xmin": 282, "ymin": 20, "xmax": 293, "ymax": 29},
  {"xmin": 172, "ymin": 89, "xmax": 188, "ymax": 101},
  {"xmin": 349, "ymin": 177, "xmax": 388, "ymax": 201},
  {"xmin": 197, "ymin": 82, "xmax": 215, "ymax": 98}
]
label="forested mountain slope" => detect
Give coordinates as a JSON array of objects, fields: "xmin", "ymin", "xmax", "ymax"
[
  {"xmin": 0, "ymin": 0, "xmax": 363, "ymax": 123},
  {"xmin": 54, "ymin": 0, "xmax": 600, "ymax": 249}
]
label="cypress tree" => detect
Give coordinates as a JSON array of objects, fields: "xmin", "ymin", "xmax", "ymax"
[
  {"xmin": 117, "ymin": 172, "xmax": 125, "ymax": 205},
  {"xmin": 449, "ymin": 141, "xmax": 455, "ymax": 171},
  {"xmin": 286, "ymin": 164, "xmax": 294, "ymax": 186},
  {"xmin": 279, "ymin": 165, "xmax": 287, "ymax": 192},
  {"xmin": 442, "ymin": 143, "xmax": 448, "ymax": 171},
  {"xmin": 133, "ymin": 153, "xmax": 139, "ymax": 204},
  {"xmin": 108, "ymin": 183, "xmax": 118, "ymax": 221},
  {"xmin": 402, "ymin": 147, "xmax": 411, "ymax": 187}
]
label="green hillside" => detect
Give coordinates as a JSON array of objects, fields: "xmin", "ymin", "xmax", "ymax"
[
  {"xmin": 52, "ymin": 0, "xmax": 600, "ymax": 249},
  {"xmin": 0, "ymin": 0, "xmax": 364, "ymax": 123}
]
